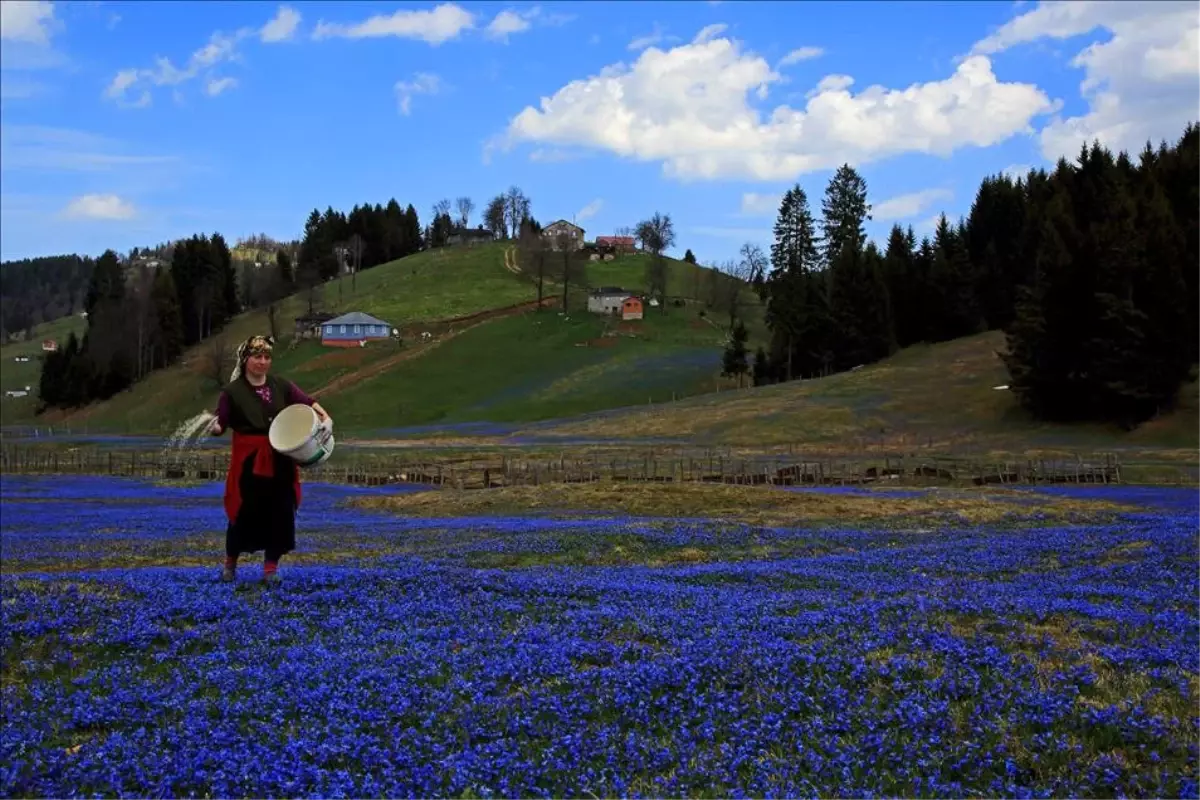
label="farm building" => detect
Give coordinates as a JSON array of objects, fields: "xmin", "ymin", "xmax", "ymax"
[
  {"xmin": 447, "ymin": 227, "xmax": 495, "ymax": 247},
  {"xmin": 321, "ymin": 312, "xmax": 394, "ymax": 347},
  {"xmin": 587, "ymin": 287, "xmax": 633, "ymax": 315},
  {"xmin": 542, "ymin": 220, "xmax": 585, "ymax": 251},
  {"xmin": 621, "ymin": 297, "xmax": 644, "ymax": 321},
  {"xmin": 596, "ymin": 236, "xmax": 637, "ymax": 253},
  {"xmin": 295, "ymin": 312, "xmax": 338, "ymax": 340},
  {"xmin": 41, "ymin": 340, "xmax": 57, "ymax": 352}
]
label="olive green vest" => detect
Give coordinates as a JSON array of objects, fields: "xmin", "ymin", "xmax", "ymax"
[{"xmin": 222, "ymin": 374, "xmax": 288, "ymax": 435}]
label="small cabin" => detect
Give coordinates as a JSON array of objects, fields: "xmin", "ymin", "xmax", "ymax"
[
  {"xmin": 321, "ymin": 311, "xmax": 394, "ymax": 348},
  {"xmin": 621, "ymin": 297, "xmax": 644, "ymax": 321},
  {"xmin": 587, "ymin": 287, "xmax": 631, "ymax": 315},
  {"xmin": 41, "ymin": 340, "xmax": 57, "ymax": 352}
]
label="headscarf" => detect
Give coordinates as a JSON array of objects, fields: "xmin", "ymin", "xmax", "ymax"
[{"xmin": 229, "ymin": 335, "xmax": 274, "ymax": 382}]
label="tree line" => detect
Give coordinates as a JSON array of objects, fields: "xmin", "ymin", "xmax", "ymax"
[{"xmin": 738, "ymin": 122, "xmax": 1197, "ymax": 428}]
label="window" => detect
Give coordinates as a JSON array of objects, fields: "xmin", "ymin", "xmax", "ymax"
[
  {"xmin": 340, "ymin": 325, "xmax": 347, "ymax": 334},
  {"xmin": 354, "ymin": 324, "xmax": 361, "ymax": 334},
  {"xmin": 324, "ymin": 326, "xmax": 332, "ymax": 335},
  {"xmin": 368, "ymin": 325, "xmax": 376, "ymax": 335}
]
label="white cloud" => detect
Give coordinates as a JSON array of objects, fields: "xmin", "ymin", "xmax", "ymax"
[
  {"xmin": 62, "ymin": 194, "xmax": 137, "ymax": 221},
  {"xmin": 576, "ymin": 198, "xmax": 603, "ymax": 222},
  {"xmin": 970, "ymin": 0, "xmax": 1200, "ymax": 161},
  {"xmin": 694, "ymin": 24, "xmax": 728, "ymax": 44},
  {"xmin": 313, "ymin": 3, "xmax": 475, "ymax": 45},
  {"xmin": 872, "ymin": 188, "xmax": 953, "ymax": 221},
  {"xmin": 778, "ymin": 46, "xmax": 824, "ymax": 66},
  {"xmin": 261, "ymin": 5, "xmax": 301, "ymax": 43},
  {"xmin": 0, "ymin": 1, "xmax": 56, "ymax": 45},
  {"xmin": 104, "ymin": 26, "xmax": 253, "ymax": 106},
  {"xmin": 500, "ymin": 30, "xmax": 1057, "ymax": 182},
  {"xmin": 395, "ymin": 73, "xmax": 441, "ymax": 115},
  {"xmin": 486, "ymin": 9, "xmax": 531, "ymax": 41},
  {"xmin": 739, "ymin": 192, "xmax": 782, "ymax": 216},
  {"xmin": 485, "ymin": 6, "xmax": 573, "ymax": 41},
  {"xmin": 205, "ymin": 77, "xmax": 237, "ymax": 96}
]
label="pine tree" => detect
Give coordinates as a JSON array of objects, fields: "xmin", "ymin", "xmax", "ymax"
[
  {"xmin": 928, "ymin": 215, "xmax": 981, "ymax": 341},
  {"xmin": 764, "ymin": 185, "xmax": 822, "ymax": 380},
  {"xmin": 820, "ymin": 164, "xmax": 871, "ymax": 269},
  {"xmin": 721, "ymin": 321, "xmax": 749, "ymax": 387},
  {"xmin": 752, "ymin": 346, "xmax": 770, "ymax": 386},
  {"xmin": 210, "ymin": 232, "xmax": 239, "ymax": 328},
  {"xmin": 150, "ymin": 269, "xmax": 184, "ymax": 370}
]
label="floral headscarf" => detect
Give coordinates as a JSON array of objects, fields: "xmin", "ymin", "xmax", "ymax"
[{"xmin": 229, "ymin": 335, "xmax": 274, "ymax": 382}]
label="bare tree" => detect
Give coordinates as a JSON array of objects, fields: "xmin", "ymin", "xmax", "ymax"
[
  {"xmin": 739, "ymin": 242, "xmax": 768, "ymax": 286},
  {"xmin": 555, "ymin": 234, "xmax": 587, "ymax": 312},
  {"xmin": 519, "ymin": 221, "xmax": 549, "ymax": 308},
  {"xmin": 455, "ymin": 196, "xmax": 475, "ymax": 229},
  {"xmin": 201, "ymin": 333, "xmax": 235, "ymax": 387},
  {"xmin": 484, "ymin": 195, "xmax": 507, "ymax": 239},
  {"xmin": 432, "ymin": 198, "xmax": 452, "ymax": 220},
  {"xmin": 635, "ymin": 212, "xmax": 675, "ymax": 313},
  {"xmin": 714, "ymin": 243, "xmax": 766, "ymax": 330},
  {"xmin": 504, "ymin": 186, "xmax": 531, "ymax": 239}
]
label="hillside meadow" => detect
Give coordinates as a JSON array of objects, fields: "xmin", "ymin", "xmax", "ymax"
[{"xmin": 1, "ymin": 243, "xmax": 753, "ymax": 434}]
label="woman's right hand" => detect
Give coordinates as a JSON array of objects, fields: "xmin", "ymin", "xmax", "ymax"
[{"xmin": 209, "ymin": 419, "xmax": 223, "ymax": 436}]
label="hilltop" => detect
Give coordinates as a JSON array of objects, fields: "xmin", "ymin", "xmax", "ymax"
[{"xmin": 1, "ymin": 243, "xmax": 759, "ymax": 433}]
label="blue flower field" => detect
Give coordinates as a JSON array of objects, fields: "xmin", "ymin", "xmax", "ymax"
[{"xmin": 2, "ymin": 475, "xmax": 1197, "ymax": 798}]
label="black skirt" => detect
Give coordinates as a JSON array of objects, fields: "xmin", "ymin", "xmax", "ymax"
[{"xmin": 225, "ymin": 448, "xmax": 297, "ymax": 559}]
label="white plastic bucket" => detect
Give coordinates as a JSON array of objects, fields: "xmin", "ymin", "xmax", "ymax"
[{"xmin": 268, "ymin": 404, "xmax": 334, "ymax": 467}]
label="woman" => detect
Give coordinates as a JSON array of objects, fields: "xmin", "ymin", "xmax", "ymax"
[{"xmin": 209, "ymin": 335, "xmax": 331, "ymax": 584}]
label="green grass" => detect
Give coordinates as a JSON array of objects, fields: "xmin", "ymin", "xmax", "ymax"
[
  {"xmin": 0, "ymin": 315, "xmax": 88, "ymax": 425},
  {"xmin": 320, "ymin": 305, "xmax": 734, "ymax": 432},
  {"xmin": 523, "ymin": 331, "xmax": 1200, "ymax": 462}
]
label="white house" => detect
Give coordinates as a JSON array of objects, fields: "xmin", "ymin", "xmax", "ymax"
[{"xmin": 587, "ymin": 287, "xmax": 633, "ymax": 315}]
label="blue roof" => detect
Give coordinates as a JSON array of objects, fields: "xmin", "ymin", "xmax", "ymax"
[{"xmin": 323, "ymin": 311, "xmax": 391, "ymax": 328}]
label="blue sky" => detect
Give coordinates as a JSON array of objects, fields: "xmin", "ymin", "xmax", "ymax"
[{"xmin": 1, "ymin": 0, "xmax": 1197, "ymax": 265}]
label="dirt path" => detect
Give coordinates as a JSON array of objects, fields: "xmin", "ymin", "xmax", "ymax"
[
  {"xmin": 311, "ymin": 295, "xmax": 557, "ymax": 398},
  {"xmin": 503, "ymin": 245, "xmax": 522, "ymax": 275}
]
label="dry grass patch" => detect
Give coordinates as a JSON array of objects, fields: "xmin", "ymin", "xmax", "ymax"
[{"xmin": 352, "ymin": 482, "xmax": 1133, "ymax": 526}]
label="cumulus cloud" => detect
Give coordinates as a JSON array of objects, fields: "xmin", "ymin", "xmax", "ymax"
[
  {"xmin": 778, "ymin": 46, "xmax": 824, "ymax": 66},
  {"xmin": 499, "ymin": 30, "xmax": 1057, "ymax": 182},
  {"xmin": 261, "ymin": 5, "xmax": 301, "ymax": 43},
  {"xmin": 970, "ymin": 0, "xmax": 1200, "ymax": 161},
  {"xmin": 0, "ymin": 1, "xmax": 56, "ymax": 45},
  {"xmin": 872, "ymin": 188, "xmax": 953, "ymax": 221},
  {"xmin": 62, "ymin": 193, "xmax": 136, "ymax": 221},
  {"xmin": 395, "ymin": 73, "xmax": 441, "ymax": 115},
  {"xmin": 313, "ymin": 3, "xmax": 475, "ymax": 44},
  {"xmin": 576, "ymin": 198, "xmax": 603, "ymax": 222}
]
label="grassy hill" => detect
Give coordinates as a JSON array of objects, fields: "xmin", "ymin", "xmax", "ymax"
[
  {"xmin": 516, "ymin": 331, "xmax": 1199, "ymax": 463},
  {"xmin": 0, "ymin": 314, "xmax": 87, "ymax": 406},
  {"xmin": 1, "ymin": 243, "xmax": 756, "ymax": 433}
]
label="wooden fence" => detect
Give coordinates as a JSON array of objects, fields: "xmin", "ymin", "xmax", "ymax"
[{"xmin": 0, "ymin": 444, "xmax": 1144, "ymax": 489}]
